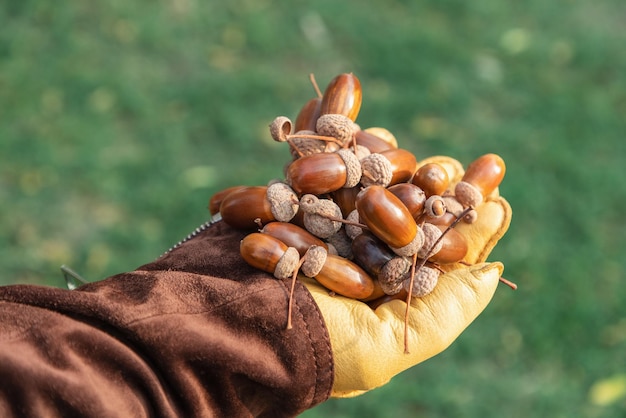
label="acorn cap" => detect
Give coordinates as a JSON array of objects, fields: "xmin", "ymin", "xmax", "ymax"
[
  {"xmin": 379, "ymin": 277, "xmax": 404, "ymax": 296},
  {"xmin": 462, "ymin": 208, "xmax": 478, "ymax": 224},
  {"xmin": 442, "ymin": 195, "xmax": 464, "ymax": 217},
  {"xmin": 336, "ymin": 149, "xmax": 362, "ymax": 188},
  {"xmin": 417, "ymin": 223, "xmax": 444, "ymax": 259},
  {"xmin": 424, "ymin": 195, "xmax": 447, "ymax": 218},
  {"xmin": 379, "ymin": 257, "xmax": 412, "ymax": 295},
  {"xmin": 325, "ymin": 228, "xmax": 353, "ymax": 259},
  {"xmin": 350, "ymin": 144, "xmax": 372, "ymax": 160},
  {"xmin": 274, "ymin": 247, "xmax": 300, "ymax": 280},
  {"xmin": 301, "ymin": 245, "xmax": 328, "ymax": 277},
  {"xmin": 360, "ymin": 153, "xmax": 393, "ymax": 187},
  {"xmin": 288, "ymin": 132, "xmax": 326, "ymax": 158},
  {"xmin": 300, "ymin": 195, "xmax": 343, "ymax": 239},
  {"xmin": 403, "ymin": 266, "xmax": 440, "ymax": 298},
  {"xmin": 345, "ymin": 209, "xmax": 363, "ymax": 240},
  {"xmin": 316, "ymin": 113, "xmax": 355, "ymax": 146},
  {"xmin": 455, "ymin": 180, "xmax": 484, "ymax": 207},
  {"xmin": 269, "ymin": 116, "xmax": 292, "ymax": 142},
  {"xmin": 266, "ymin": 182, "xmax": 299, "ymax": 222}
]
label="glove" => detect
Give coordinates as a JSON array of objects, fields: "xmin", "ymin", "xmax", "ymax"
[{"xmin": 301, "ymin": 156, "xmax": 512, "ymax": 398}]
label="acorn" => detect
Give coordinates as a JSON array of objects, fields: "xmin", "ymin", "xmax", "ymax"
[
  {"xmin": 427, "ymin": 225, "xmax": 468, "ymax": 264},
  {"xmin": 355, "ymin": 129, "xmax": 396, "ymax": 153},
  {"xmin": 363, "ymin": 127, "xmax": 398, "ymax": 149},
  {"xmin": 260, "ymin": 221, "xmax": 329, "ymax": 257},
  {"xmin": 320, "ymin": 73, "xmax": 362, "ymax": 122},
  {"xmin": 240, "ymin": 233, "xmax": 300, "ymax": 280},
  {"xmin": 455, "ymin": 153, "xmax": 506, "ymax": 207},
  {"xmin": 355, "ymin": 185, "xmax": 424, "ymax": 256},
  {"xmin": 309, "ymin": 251, "xmax": 378, "ymax": 300},
  {"xmin": 220, "ymin": 183, "xmax": 298, "ymax": 230},
  {"xmin": 299, "ymin": 194, "xmax": 343, "ymax": 239},
  {"xmin": 208, "ymin": 185, "xmax": 247, "ymax": 216},
  {"xmin": 294, "ymin": 97, "xmax": 322, "ymax": 132},
  {"xmin": 412, "ymin": 162, "xmax": 450, "ymax": 197},
  {"xmin": 387, "ymin": 183, "xmax": 427, "ymax": 221},
  {"xmin": 360, "ymin": 148, "xmax": 417, "ymax": 187},
  {"xmin": 286, "ymin": 150, "xmax": 362, "ymax": 195},
  {"xmin": 331, "ymin": 185, "xmax": 361, "ymax": 217},
  {"xmin": 351, "ymin": 232, "xmax": 412, "ymax": 296}
]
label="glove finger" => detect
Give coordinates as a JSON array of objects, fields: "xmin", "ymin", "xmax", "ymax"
[
  {"xmin": 303, "ymin": 262, "xmax": 503, "ymax": 397},
  {"xmin": 454, "ymin": 196, "xmax": 512, "ymax": 264}
]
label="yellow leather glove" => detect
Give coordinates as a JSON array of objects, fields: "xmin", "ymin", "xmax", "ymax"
[{"xmin": 301, "ymin": 156, "xmax": 512, "ymax": 398}]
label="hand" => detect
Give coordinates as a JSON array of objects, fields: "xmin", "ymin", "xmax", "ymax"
[{"xmin": 301, "ymin": 156, "xmax": 512, "ymax": 398}]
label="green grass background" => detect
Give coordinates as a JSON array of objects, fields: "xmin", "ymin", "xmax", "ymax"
[{"xmin": 2, "ymin": 0, "xmax": 625, "ymax": 416}]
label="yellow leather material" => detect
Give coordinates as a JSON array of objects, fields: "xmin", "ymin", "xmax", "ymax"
[{"xmin": 303, "ymin": 156, "xmax": 512, "ymax": 397}]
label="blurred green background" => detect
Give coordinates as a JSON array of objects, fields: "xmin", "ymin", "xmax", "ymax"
[{"xmin": 1, "ymin": 0, "xmax": 625, "ymax": 416}]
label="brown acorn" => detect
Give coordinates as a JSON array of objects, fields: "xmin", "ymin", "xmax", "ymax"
[
  {"xmin": 387, "ymin": 183, "xmax": 426, "ymax": 221},
  {"xmin": 320, "ymin": 73, "xmax": 363, "ymax": 122},
  {"xmin": 286, "ymin": 150, "xmax": 361, "ymax": 195},
  {"xmin": 412, "ymin": 163, "xmax": 450, "ymax": 197},
  {"xmin": 208, "ymin": 185, "xmax": 247, "ymax": 216},
  {"xmin": 355, "ymin": 185, "xmax": 422, "ymax": 256},
  {"xmin": 455, "ymin": 153, "xmax": 506, "ymax": 207},
  {"xmin": 313, "ymin": 253, "xmax": 376, "ymax": 300},
  {"xmin": 294, "ymin": 97, "xmax": 322, "ymax": 132},
  {"xmin": 260, "ymin": 221, "xmax": 329, "ymax": 257},
  {"xmin": 240, "ymin": 233, "xmax": 300, "ymax": 280}
]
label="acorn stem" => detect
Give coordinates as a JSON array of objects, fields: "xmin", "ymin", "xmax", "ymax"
[
  {"xmin": 322, "ymin": 214, "xmax": 369, "ymax": 230},
  {"xmin": 404, "ymin": 252, "xmax": 418, "ymax": 354},
  {"xmin": 309, "ymin": 73, "xmax": 323, "ymax": 98},
  {"xmin": 287, "ymin": 257, "xmax": 307, "ymax": 330},
  {"xmin": 287, "ymin": 138, "xmax": 305, "ymax": 158},
  {"xmin": 499, "ymin": 276, "xmax": 518, "ymax": 290}
]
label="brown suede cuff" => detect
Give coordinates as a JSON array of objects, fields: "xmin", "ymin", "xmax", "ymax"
[{"xmin": 0, "ymin": 221, "xmax": 334, "ymax": 417}]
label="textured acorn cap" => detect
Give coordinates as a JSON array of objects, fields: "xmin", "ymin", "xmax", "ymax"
[
  {"xmin": 325, "ymin": 228, "xmax": 353, "ymax": 259},
  {"xmin": 424, "ymin": 195, "xmax": 447, "ymax": 218},
  {"xmin": 269, "ymin": 116, "xmax": 292, "ymax": 142},
  {"xmin": 274, "ymin": 247, "xmax": 300, "ymax": 280},
  {"xmin": 455, "ymin": 180, "xmax": 484, "ymax": 207},
  {"xmin": 403, "ymin": 265, "xmax": 440, "ymax": 298},
  {"xmin": 336, "ymin": 149, "xmax": 362, "ymax": 188},
  {"xmin": 442, "ymin": 195, "xmax": 464, "ymax": 217},
  {"xmin": 360, "ymin": 153, "xmax": 393, "ymax": 187},
  {"xmin": 300, "ymin": 194, "xmax": 343, "ymax": 239},
  {"xmin": 301, "ymin": 245, "xmax": 328, "ymax": 277},
  {"xmin": 345, "ymin": 209, "xmax": 363, "ymax": 240},
  {"xmin": 288, "ymin": 131, "xmax": 326, "ymax": 158},
  {"xmin": 316, "ymin": 113, "xmax": 355, "ymax": 146},
  {"xmin": 379, "ymin": 257, "xmax": 411, "ymax": 295},
  {"xmin": 266, "ymin": 182, "xmax": 299, "ymax": 222},
  {"xmin": 379, "ymin": 277, "xmax": 404, "ymax": 296},
  {"xmin": 417, "ymin": 223, "xmax": 444, "ymax": 259}
]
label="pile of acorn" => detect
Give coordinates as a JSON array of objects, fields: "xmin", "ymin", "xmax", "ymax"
[{"xmin": 208, "ymin": 73, "xmax": 506, "ymax": 308}]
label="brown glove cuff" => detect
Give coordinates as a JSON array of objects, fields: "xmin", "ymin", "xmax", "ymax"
[{"xmin": 0, "ymin": 221, "xmax": 334, "ymax": 417}]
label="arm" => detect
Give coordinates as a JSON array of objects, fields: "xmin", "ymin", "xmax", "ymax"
[{"xmin": 0, "ymin": 221, "xmax": 333, "ymax": 418}]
